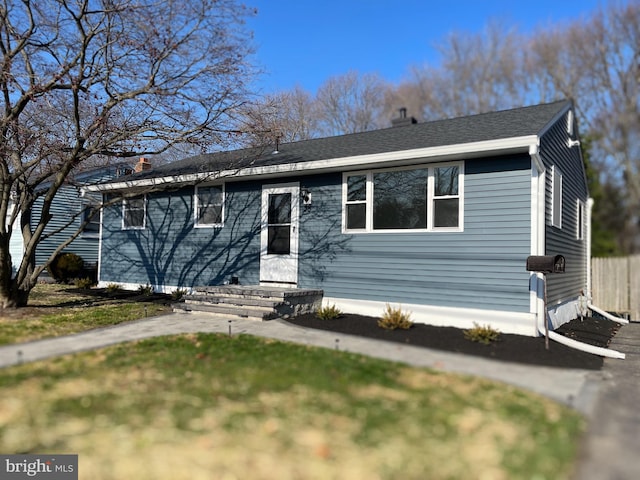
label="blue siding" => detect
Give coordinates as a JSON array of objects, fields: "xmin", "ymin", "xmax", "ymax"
[
  {"xmin": 100, "ymin": 182, "xmax": 262, "ymax": 287},
  {"xmin": 100, "ymin": 155, "xmax": 534, "ymax": 313},
  {"xmin": 541, "ymin": 111, "xmax": 589, "ymax": 304},
  {"xmin": 32, "ymin": 186, "xmax": 99, "ymax": 266},
  {"xmin": 298, "ymin": 155, "xmax": 533, "ymax": 312},
  {"xmin": 32, "ymin": 165, "xmax": 127, "ymax": 269}
]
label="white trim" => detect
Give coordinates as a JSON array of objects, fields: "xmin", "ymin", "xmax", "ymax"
[
  {"xmin": 551, "ymin": 165, "xmax": 563, "ymax": 229},
  {"xmin": 84, "ymin": 136, "xmax": 538, "ymax": 193},
  {"xmin": 194, "ymin": 183, "xmax": 225, "ymax": 228},
  {"xmin": 323, "ymin": 297, "xmax": 538, "ymax": 336},
  {"xmin": 576, "ymin": 199, "xmax": 585, "ymax": 240},
  {"xmin": 342, "ymin": 161, "xmax": 464, "ymax": 234},
  {"xmin": 260, "ymin": 182, "xmax": 300, "ymax": 285},
  {"xmin": 529, "ymin": 151, "xmax": 547, "ymax": 331},
  {"xmin": 97, "ymin": 205, "xmax": 104, "ymax": 284},
  {"xmin": 586, "ymin": 198, "xmax": 594, "ymax": 299},
  {"xmin": 567, "ymin": 110, "xmax": 574, "ymax": 136},
  {"xmin": 96, "ymin": 281, "xmax": 192, "ymax": 295}
]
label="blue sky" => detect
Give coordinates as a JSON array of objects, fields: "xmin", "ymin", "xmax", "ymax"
[{"xmin": 247, "ymin": 0, "xmax": 609, "ymax": 95}]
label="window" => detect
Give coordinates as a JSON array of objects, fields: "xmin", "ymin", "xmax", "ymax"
[
  {"xmin": 345, "ymin": 174, "xmax": 367, "ymax": 230},
  {"xmin": 373, "ymin": 168, "xmax": 428, "ymax": 229},
  {"xmin": 343, "ymin": 163, "xmax": 463, "ymax": 232},
  {"xmin": 576, "ymin": 200, "xmax": 585, "ymax": 240},
  {"xmin": 81, "ymin": 204, "xmax": 100, "ymax": 237},
  {"xmin": 433, "ymin": 166, "xmax": 460, "ymax": 228},
  {"xmin": 552, "ymin": 166, "xmax": 563, "ymax": 228},
  {"xmin": 122, "ymin": 196, "xmax": 146, "ymax": 229},
  {"xmin": 195, "ymin": 185, "xmax": 224, "ymax": 227},
  {"xmin": 267, "ymin": 193, "xmax": 292, "ymax": 254}
]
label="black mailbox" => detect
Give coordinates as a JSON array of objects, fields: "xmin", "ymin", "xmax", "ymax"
[{"xmin": 526, "ymin": 255, "xmax": 565, "ymax": 274}]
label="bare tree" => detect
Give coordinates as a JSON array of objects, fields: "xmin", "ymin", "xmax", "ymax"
[
  {"xmin": 235, "ymin": 86, "xmax": 317, "ymax": 147},
  {"xmin": 529, "ymin": 1, "xmax": 640, "ymax": 252},
  {"xmin": 405, "ymin": 21, "xmax": 530, "ymax": 120},
  {"xmin": 314, "ymin": 71, "xmax": 388, "ymax": 136},
  {"xmin": 0, "ymin": 0, "xmax": 257, "ymax": 307}
]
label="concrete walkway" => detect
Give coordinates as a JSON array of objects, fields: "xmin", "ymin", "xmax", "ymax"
[
  {"xmin": 1, "ymin": 312, "xmax": 638, "ymax": 477},
  {"xmin": 0, "ymin": 312, "xmax": 611, "ymax": 413},
  {"xmin": 571, "ymin": 322, "xmax": 640, "ymax": 479}
]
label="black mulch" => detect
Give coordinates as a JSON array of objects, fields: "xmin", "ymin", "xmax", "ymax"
[{"xmin": 287, "ymin": 313, "xmax": 622, "ymax": 370}]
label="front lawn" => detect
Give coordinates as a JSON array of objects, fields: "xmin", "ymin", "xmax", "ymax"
[
  {"xmin": 0, "ymin": 284, "xmax": 172, "ymax": 345},
  {"xmin": 0, "ymin": 333, "xmax": 584, "ymax": 479}
]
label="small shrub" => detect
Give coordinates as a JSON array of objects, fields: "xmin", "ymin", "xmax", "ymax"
[
  {"xmin": 377, "ymin": 304, "xmax": 413, "ymax": 330},
  {"xmin": 106, "ymin": 283, "xmax": 121, "ymax": 292},
  {"xmin": 171, "ymin": 288, "xmax": 188, "ymax": 301},
  {"xmin": 48, "ymin": 252, "xmax": 84, "ymax": 283},
  {"xmin": 316, "ymin": 304, "xmax": 343, "ymax": 320},
  {"xmin": 74, "ymin": 277, "xmax": 95, "ymax": 289},
  {"xmin": 138, "ymin": 283, "xmax": 154, "ymax": 296},
  {"xmin": 464, "ymin": 323, "xmax": 501, "ymax": 345}
]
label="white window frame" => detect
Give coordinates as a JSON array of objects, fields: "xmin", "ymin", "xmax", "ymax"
[
  {"xmin": 342, "ymin": 161, "xmax": 464, "ymax": 233},
  {"xmin": 194, "ymin": 184, "xmax": 225, "ymax": 228},
  {"xmin": 122, "ymin": 196, "xmax": 146, "ymax": 230},
  {"xmin": 343, "ymin": 173, "xmax": 370, "ymax": 231},
  {"xmin": 576, "ymin": 199, "xmax": 585, "ymax": 240},
  {"xmin": 551, "ymin": 165, "xmax": 563, "ymax": 229}
]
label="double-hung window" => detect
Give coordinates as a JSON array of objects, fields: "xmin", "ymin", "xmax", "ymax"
[
  {"xmin": 195, "ymin": 184, "xmax": 224, "ymax": 227},
  {"xmin": 343, "ymin": 162, "xmax": 463, "ymax": 232},
  {"xmin": 123, "ymin": 196, "xmax": 146, "ymax": 230},
  {"xmin": 433, "ymin": 166, "xmax": 460, "ymax": 228},
  {"xmin": 345, "ymin": 174, "xmax": 367, "ymax": 230}
]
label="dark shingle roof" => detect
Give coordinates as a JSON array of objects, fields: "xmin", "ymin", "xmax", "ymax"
[{"xmin": 124, "ymin": 100, "xmax": 571, "ymax": 181}]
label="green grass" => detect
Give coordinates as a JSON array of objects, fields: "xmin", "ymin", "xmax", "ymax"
[
  {"xmin": 0, "ymin": 284, "xmax": 172, "ymax": 345},
  {"xmin": 0, "ymin": 334, "xmax": 585, "ymax": 480}
]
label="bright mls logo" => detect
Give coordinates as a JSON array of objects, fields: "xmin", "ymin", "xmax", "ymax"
[{"xmin": 0, "ymin": 455, "xmax": 77, "ymax": 479}]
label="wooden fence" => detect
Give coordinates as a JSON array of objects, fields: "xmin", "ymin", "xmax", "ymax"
[{"xmin": 591, "ymin": 255, "xmax": 640, "ymax": 321}]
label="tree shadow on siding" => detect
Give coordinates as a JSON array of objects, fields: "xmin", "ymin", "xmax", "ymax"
[
  {"xmin": 100, "ymin": 188, "xmax": 261, "ymax": 289},
  {"xmin": 100, "ymin": 185, "xmax": 353, "ymax": 290},
  {"xmin": 297, "ymin": 187, "xmax": 352, "ymax": 285}
]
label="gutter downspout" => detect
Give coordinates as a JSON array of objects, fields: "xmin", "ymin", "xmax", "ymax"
[
  {"xmin": 537, "ymin": 320, "xmax": 625, "ymax": 359},
  {"xmin": 587, "ymin": 303, "xmax": 629, "ymax": 325},
  {"xmin": 530, "ymin": 149, "xmax": 624, "ymax": 359},
  {"xmin": 586, "ymin": 198, "xmax": 594, "ymax": 301},
  {"xmin": 529, "ymin": 144, "xmax": 546, "ymax": 337}
]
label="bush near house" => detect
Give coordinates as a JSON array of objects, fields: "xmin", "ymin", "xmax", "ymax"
[
  {"xmin": 316, "ymin": 304, "xmax": 343, "ymax": 320},
  {"xmin": 378, "ymin": 304, "xmax": 413, "ymax": 330},
  {"xmin": 464, "ymin": 323, "xmax": 501, "ymax": 345},
  {"xmin": 47, "ymin": 252, "xmax": 84, "ymax": 283}
]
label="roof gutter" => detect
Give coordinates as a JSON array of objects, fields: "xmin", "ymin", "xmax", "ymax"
[{"xmin": 84, "ymin": 135, "xmax": 539, "ymax": 193}]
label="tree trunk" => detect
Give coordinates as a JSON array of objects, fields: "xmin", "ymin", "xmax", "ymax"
[{"xmin": 0, "ymin": 232, "xmax": 36, "ymax": 308}]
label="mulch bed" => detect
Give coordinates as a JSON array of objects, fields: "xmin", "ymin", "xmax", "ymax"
[{"xmin": 287, "ymin": 313, "xmax": 622, "ymax": 370}]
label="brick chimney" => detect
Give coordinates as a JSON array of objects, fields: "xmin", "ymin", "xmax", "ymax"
[
  {"xmin": 391, "ymin": 107, "xmax": 418, "ymax": 127},
  {"xmin": 134, "ymin": 157, "xmax": 151, "ymax": 173}
]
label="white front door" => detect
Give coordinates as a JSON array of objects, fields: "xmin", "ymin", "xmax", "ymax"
[{"xmin": 260, "ymin": 183, "xmax": 299, "ymax": 285}]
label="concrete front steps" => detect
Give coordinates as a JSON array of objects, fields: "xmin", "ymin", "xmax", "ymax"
[{"xmin": 173, "ymin": 285, "xmax": 323, "ymax": 321}]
